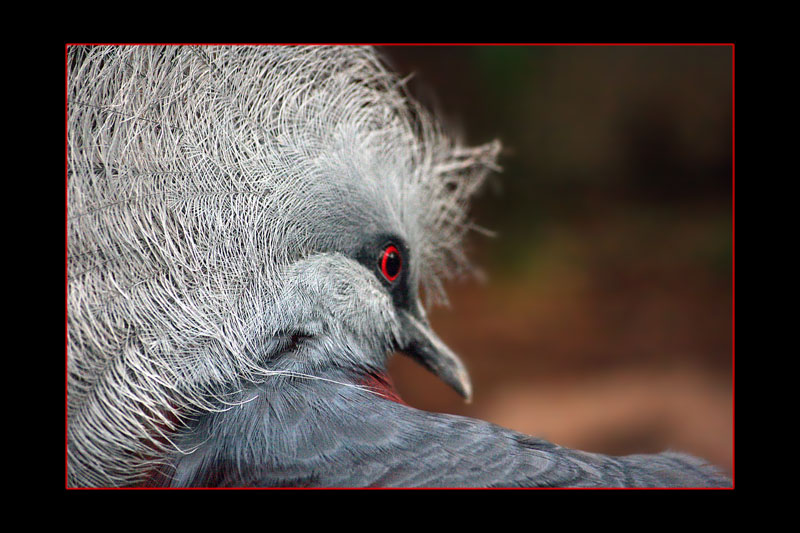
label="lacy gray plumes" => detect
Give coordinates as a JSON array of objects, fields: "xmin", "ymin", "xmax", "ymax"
[{"xmin": 67, "ymin": 45, "xmax": 500, "ymax": 487}]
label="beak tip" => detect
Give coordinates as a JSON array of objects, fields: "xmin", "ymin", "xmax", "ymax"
[{"xmin": 457, "ymin": 373, "xmax": 473, "ymax": 403}]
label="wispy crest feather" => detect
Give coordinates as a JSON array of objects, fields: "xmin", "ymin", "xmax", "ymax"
[{"xmin": 67, "ymin": 45, "xmax": 500, "ymax": 487}]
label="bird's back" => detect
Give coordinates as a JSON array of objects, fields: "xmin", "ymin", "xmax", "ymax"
[{"xmin": 162, "ymin": 373, "xmax": 731, "ymax": 488}]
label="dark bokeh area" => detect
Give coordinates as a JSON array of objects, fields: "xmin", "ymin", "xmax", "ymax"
[{"xmin": 379, "ymin": 45, "xmax": 733, "ymax": 474}]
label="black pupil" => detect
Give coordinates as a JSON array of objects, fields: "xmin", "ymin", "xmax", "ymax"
[{"xmin": 384, "ymin": 250, "xmax": 401, "ymax": 278}]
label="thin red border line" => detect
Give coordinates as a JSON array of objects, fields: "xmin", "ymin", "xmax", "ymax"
[
  {"xmin": 730, "ymin": 43, "xmax": 735, "ymax": 487},
  {"xmin": 65, "ymin": 42, "xmax": 736, "ymax": 46},
  {"xmin": 65, "ymin": 43, "xmax": 70, "ymax": 488},
  {"xmin": 64, "ymin": 43, "xmax": 735, "ymax": 489},
  {"xmin": 67, "ymin": 486, "xmax": 712, "ymax": 491}
]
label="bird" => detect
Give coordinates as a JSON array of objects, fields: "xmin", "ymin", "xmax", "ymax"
[{"xmin": 66, "ymin": 44, "xmax": 731, "ymax": 488}]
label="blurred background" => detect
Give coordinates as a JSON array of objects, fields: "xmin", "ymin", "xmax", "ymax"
[{"xmin": 378, "ymin": 45, "xmax": 733, "ymax": 475}]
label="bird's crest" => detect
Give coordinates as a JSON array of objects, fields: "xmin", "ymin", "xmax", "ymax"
[{"xmin": 67, "ymin": 45, "xmax": 500, "ymax": 486}]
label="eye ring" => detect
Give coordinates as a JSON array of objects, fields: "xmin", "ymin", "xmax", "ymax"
[{"xmin": 380, "ymin": 245, "xmax": 402, "ymax": 282}]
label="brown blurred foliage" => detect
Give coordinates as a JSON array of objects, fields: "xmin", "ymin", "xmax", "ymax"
[{"xmin": 379, "ymin": 45, "xmax": 733, "ymax": 474}]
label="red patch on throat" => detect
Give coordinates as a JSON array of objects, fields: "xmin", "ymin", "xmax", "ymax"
[{"xmin": 360, "ymin": 372, "xmax": 407, "ymax": 405}]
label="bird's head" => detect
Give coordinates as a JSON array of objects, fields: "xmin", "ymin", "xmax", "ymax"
[
  {"xmin": 268, "ymin": 243, "xmax": 472, "ymax": 401},
  {"xmin": 193, "ymin": 46, "xmax": 502, "ymax": 401},
  {"xmin": 250, "ymin": 141, "xmax": 485, "ymax": 397}
]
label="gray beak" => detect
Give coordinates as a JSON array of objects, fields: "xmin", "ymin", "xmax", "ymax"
[{"xmin": 397, "ymin": 309, "xmax": 473, "ymax": 402}]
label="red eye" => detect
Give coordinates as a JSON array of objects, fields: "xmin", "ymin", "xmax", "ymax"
[{"xmin": 380, "ymin": 245, "xmax": 402, "ymax": 282}]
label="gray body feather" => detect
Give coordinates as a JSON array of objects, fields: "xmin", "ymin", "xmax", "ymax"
[
  {"xmin": 67, "ymin": 45, "xmax": 729, "ymax": 488},
  {"xmin": 164, "ymin": 369, "xmax": 729, "ymax": 488}
]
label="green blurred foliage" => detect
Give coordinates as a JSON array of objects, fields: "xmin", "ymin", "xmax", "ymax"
[
  {"xmin": 381, "ymin": 45, "xmax": 732, "ymax": 285},
  {"xmin": 380, "ymin": 46, "xmax": 733, "ymax": 468}
]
